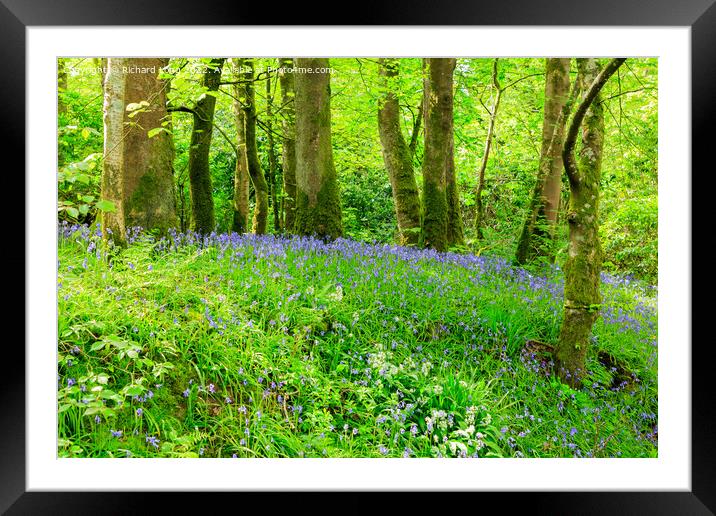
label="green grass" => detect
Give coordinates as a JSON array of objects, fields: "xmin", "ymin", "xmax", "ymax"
[{"xmin": 57, "ymin": 224, "xmax": 658, "ymax": 458}]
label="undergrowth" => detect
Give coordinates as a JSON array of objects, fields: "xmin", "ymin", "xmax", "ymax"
[{"xmin": 57, "ymin": 223, "xmax": 658, "ymax": 458}]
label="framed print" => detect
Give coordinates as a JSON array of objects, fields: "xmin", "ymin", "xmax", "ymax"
[{"xmin": 4, "ymin": 0, "xmax": 713, "ymax": 513}]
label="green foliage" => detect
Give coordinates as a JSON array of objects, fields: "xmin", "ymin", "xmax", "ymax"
[
  {"xmin": 57, "ymin": 226, "xmax": 657, "ymax": 458},
  {"xmin": 601, "ymin": 195, "xmax": 658, "ymax": 282},
  {"xmin": 58, "ymin": 56, "xmax": 657, "ymax": 282}
]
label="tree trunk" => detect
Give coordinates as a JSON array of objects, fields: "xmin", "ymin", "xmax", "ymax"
[
  {"xmin": 377, "ymin": 58, "xmax": 421, "ymax": 246},
  {"xmin": 445, "ymin": 127, "xmax": 465, "ymax": 248},
  {"xmin": 279, "ymin": 58, "xmax": 297, "ymax": 233},
  {"xmin": 188, "ymin": 58, "xmax": 224, "ymax": 234},
  {"xmin": 231, "ymin": 58, "xmax": 251, "ymax": 234},
  {"xmin": 293, "ymin": 58, "xmax": 343, "ymax": 239},
  {"xmin": 555, "ymin": 57, "xmax": 626, "ymax": 388},
  {"xmin": 241, "ymin": 59, "xmax": 270, "ymax": 235},
  {"xmin": 474, "ymin": 58, "xmax": 502, "ymax": 241},
  {"xmin": 421, "ymin": 58, "xmax": 455, "ymax": 252},
  {"xmin": 101, "ymin": 57, "xmax": 177, "ymax": 246},
  {"xmin": 266, "ymin": 65, "xmax": 281, "ymax": 232},
  {"xmin": 515, "ymin": 58, "xmax": 571, "ymax": 264},
  {"xmin": 58, "ymin": 59, "xmax": 68, "ymax": 115}
]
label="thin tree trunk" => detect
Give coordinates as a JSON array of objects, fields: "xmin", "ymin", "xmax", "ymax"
[
  {"xmin": 445, "ymin": 124, "xmax": 465, "ymax": 248},
  {"xmin": 58, "ymin": 59, "xmax": 68, "ymax": 115},
  {"xmin": 188, "ymin": 58, "xmax": 224, "ymax": 234},
  {"xmin": 241, "ymin": 59, "xmax": 269, "ymax": 235},
  {"xmin": 101, "ymin": 58, "xmax": 176, "ymax": 245},
  {"xmin": 231, "ymin": 59, "xmax": 251, "ymax": 233},
  {"xmin": 555, "ymin": 57, "xmax": 626, "ymax": 388},
  {"xmin": 279, "ymin": 58, "xmax": 297, "ymax": 232},
  {"xmin": 266, "ymin": 65, "xmax": 281, "ymax": 232},
  {"xmin": 377, "ymin": 58, "xmax": 421, "ymax": 246},
  {"xmin": 294, "ymin": 58, "xmax": 343, "ymax": 239},
  {"xmin": 475, "ymin": 58, "xmax": 502, "ymax": 240},
  {"xmin": 515, "ymin": 58, "xmax": 571, "ymax": 264},
  {"xmin": 408, "ymin": 102, "xmax": 423, "ymax": 161}
]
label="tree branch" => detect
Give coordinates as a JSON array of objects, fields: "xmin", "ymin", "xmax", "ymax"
[{"xmin": 562, "ymin": 58, "xmax": 626, "ymax": 187}]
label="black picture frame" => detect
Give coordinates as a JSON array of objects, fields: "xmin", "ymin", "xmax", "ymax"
[{"xmin": 4, "ymin": 1, "xmax": 712, "ymax": 513}]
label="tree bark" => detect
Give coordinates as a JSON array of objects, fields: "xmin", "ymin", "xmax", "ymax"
[
  {"xmin": 188, "ymin": 58, "xmax": 224, "ymax": 234},
  {"xmin": 266, "ymin": 65, "xmax": 281, "ymax": 232},
  {"xmin": 445, "ymin": 119, "xmax": 465, "ymax": 248},
  {"xmin": 474, "ymin": 59, "xmax": 502, "ymax": 240},
  {"xmin": 231, "ymin": 58, "xmax": 251, "ymax": 234},
  {"xmin": 279, "ymin": 58, "xmax": 297, "ymax": 233},
  {"xmin": 555, "ymin": 57, "xmax": 626, "ymax": 388},
  {"xmin": 101, "ymin": 58, "xmax": 177, "ymax": 246},
  {"xmin": 241, "ymin": 59, "xmax": 270, "ymax": 235},
  {"xmin": 421, "ymin": 58, "xmax": 455, "ymax": 252},
  {"xmin": 377, "ymin": 58, "xmax": 422, "ymax": 246},
  {"xmin": 58, "ymin": 59, "xmax": 68, "ymax": 115},
  {"xmin": 293, "ymin": 58, "xmax": 343, "ymax": 240},
  {"xmin": 515, "ymin": 58, "xmax": 571, "ymax": 264}
]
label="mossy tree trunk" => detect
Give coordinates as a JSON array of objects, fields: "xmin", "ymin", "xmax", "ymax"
[
  {"xmin": 515, "ymin": 58, "xmax": 571, "ymax": 264},
  {"xmin": 231, "ymin": 59, "xmax": 251, "ymax": 233},
  {"xmin": 293, "ymin": 58, "xmax": 343, "ymax": 239},
  {"xmin": 241, "ymin": 59, "xmax": 270, "ymax": 235},
  {"xmin": 279, "ymin": 58, "xmax": 297, "ymax": 233},
  {"xmin": 188, "ymin": 58, "xmax": 224, "ymax": 235},
  {"xmin": 58, "ymin": 59, "xmax": 68, "ymax": 115},
  {"xmin": 265, "ymin": 65, "xmax": 282, "ymax": 232},
  {"xmin": 555, "ymin": 57, "xmax": 626, "ymax": 388},
  {"xmin": 445, "ymin": 127, "xmax": 465, "ymax": 248},
  {"xmin": 377, "ymin": 58, "xmax": 421, "ymax": 246},
  {"xmin": 101, "ymin": 57, "xmax": 177, "ymax": 246},
  {"xmin": 421, "ymin": 58, "xmax": 455, "ymax": 252}
]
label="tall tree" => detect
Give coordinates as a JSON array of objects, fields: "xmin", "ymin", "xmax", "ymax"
[
  {"xmin": 241, "ymin": 59, "xmax": 270, "ymax": 235},
  {"xmin": 293, "ymin": 58, "xmax": 343, "ymax": 239},
  {"xmin": 231, "ymin": 58, "xmax": 251, "ymax": 233},
  {"xmin": 101, "ymin": 57, "xmax": 177, "ymax": 245},
  {"xmin": 278, "ymin": 58, "xmax": 297, "ymax": 232},
  {"xmin": 555, "ymin": 57, "xmax": 626, "ymax": 388},
  {"xmin": 377, "ymin": 58, "xmax": 421, "ymax": 246},
  {"xmin": 187, "ymin": 58, "xmax": 224, "ymax": 234},
  {"xmin": 515, "ymin": 58, "xmax": 572, "ymax": 264},
  {"xmin": 474, "ymin": 58, "xmax": 503, "ymax": 240},
  {"xmin": 445, "ymin": 127, "xmax": 465, "ymax": 248},
  {"xmin": 265, "ymin": 65, "xmax": 281, "ymax": 232},
  {"xmin": 58, "ymin": 59, "xmax": 68, "ymax": 115},
  {"xmin": 421, "ymin": 58, "xmax": 456, "ymax": 252}
]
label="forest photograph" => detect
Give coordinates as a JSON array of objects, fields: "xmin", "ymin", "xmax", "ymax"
[{"xmin": 56, "ymin": 56, "xmax": 658, "ymax": 460}]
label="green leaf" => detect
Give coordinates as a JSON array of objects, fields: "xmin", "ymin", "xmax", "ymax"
[
  {"xmin": 78, "ymin": 204, "xmax": 89, "ymax": 216},
  {"xmin": 96, "ymin": 200, "xmax": 117, "ymax": 213},
  {"xmin": 147, "ymin": 127, "xmax": 169, "ymax": 138},
  {"xmin": 65, "ymin": 206, "xmax": 79, "ymax": 219},
  {"xmin": 124, "ymin": 385, "xmax": 145, "ymax": 397},
  {"xmin": 89, "ymin": 341, "xmax": 106, "ymax": 352}
]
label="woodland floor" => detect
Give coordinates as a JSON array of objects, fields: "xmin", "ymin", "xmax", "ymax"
[{"xmin": 57, "ymin": 223, "xmax": 658, "ymax": 458}]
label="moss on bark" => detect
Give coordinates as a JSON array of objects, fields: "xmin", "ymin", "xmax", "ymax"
[
  {"xmin": 421, "ymin": 58, "xmax": 455, "ymax": 252},
  {"xmin": 279, "ymin": 58, "xmax": 297, "ymax": 233},
  {"xmin": 293, "ymin": 58, "xmax": 343, "ymax": 240},
  {"xmin": 377, "ymin": 58, "xmax": 422, "ymax": 246},
  {"xmin": 515, "ymin": 58, "xmax": 571, "ymax": 265},
  {"xmin": 188, "ymin": 58, "xmax": 224, "ymax": 235},
  {"xmin": 101, "ymin": 57, "xmax": 177, "ymax": 246},
  {"xmin": 555, "ymin": 58, "xmax": 620, "ymax": 388},
  {"xmin": 241, "ymin": 59, "xmax": 270, "ymax": 235}
]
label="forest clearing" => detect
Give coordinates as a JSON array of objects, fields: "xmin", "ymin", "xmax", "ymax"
[{"xmin": 57, "ymin": 56, "xmax": 658, "ymax": 458}]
